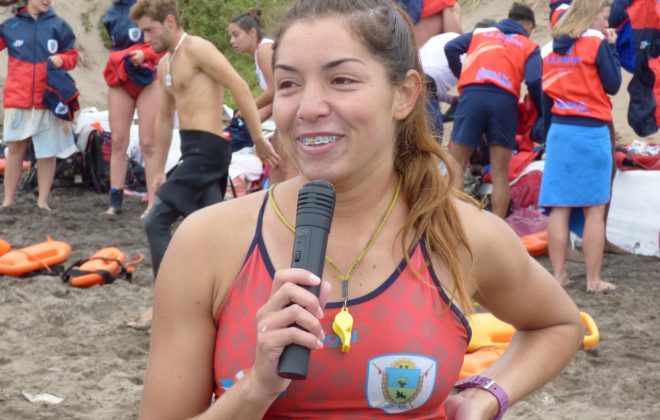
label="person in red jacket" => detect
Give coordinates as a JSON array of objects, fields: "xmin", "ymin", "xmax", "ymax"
[
  {"xmin": 103, "ymin": 0, "xmax": 164, "ymax": 216},
  {"xmin": 540, "ymin": 0, "xmax": 621, "ymax": 292},
  {"xmin": 0, "ymin": 0, "xmax": 78, "ymax": 211}
]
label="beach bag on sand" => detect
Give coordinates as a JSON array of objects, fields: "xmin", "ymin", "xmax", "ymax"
[
  {"xmin": 81, "ymin": 129, "xmax": 112, "ymax": 193},
  {"xmin": 61, "ymin": 247, "xmax": 143, "ymax": 288},
  {"xmin": 20, "ymin": 144, "xmax": 83, "ymax": 192}
]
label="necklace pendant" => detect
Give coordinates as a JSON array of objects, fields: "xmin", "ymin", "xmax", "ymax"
[
  {"xmin": 165, "ymin": 73, "xmax": 173, "ymax": 87},
  {"xmin": 332, "ymin": 307, "xmax": 354, "ymax": 353}
]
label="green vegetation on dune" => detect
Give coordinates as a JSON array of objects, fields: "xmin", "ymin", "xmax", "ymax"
[{"xmin": 178, "ymin": 0, "xmax": 291, "ymax": 106}]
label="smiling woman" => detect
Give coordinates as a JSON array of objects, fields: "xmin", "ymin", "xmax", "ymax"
[{"xmin": 138, "ymin": 1, "xmax": 583, "ymax": 419}]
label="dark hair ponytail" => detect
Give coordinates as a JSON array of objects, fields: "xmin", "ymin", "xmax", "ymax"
[{"xmin": 231, "ymin": 7, "xmax": 266, "ymax": 40}]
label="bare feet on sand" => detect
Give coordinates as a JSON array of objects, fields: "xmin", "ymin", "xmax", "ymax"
[
  {"xmin": 127, "ymin": 306, "xmax": 152, "ymax": 330},
  {"xmin": 38, "ymin": 204, "xmax": 53, "ymax": 212},
  {"xmin": 603, "ymin": 241, "xmax": 630, "ymax": 255},
  {"xmin": 586, "ymin": 280, "xmax": 617, "ymax": 293},
  {"xmin": 556, "ymin": 272, "xmax": 571, "ymax": 287}
]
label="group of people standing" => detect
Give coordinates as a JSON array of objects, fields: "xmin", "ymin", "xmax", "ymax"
[
  {"xmin": 0, "ymin": 0, "xmax": 657, "ymax": 417},
  {"xmin": 1, "ymin": 0, "xmax": 283, "ymax": 326},
  {"xmin": 436, "ymin": 0, "xmax": 658, "ymax": 294}
]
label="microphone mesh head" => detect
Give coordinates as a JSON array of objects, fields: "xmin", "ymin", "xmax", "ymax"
[{"xmin": 309, "ymin": 179, "xmax": 335, "ymax": 192}]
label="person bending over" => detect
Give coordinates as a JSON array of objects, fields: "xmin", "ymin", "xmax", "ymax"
[{"xmin": 445, "ymin": 3, "xmax": 543, "ymax": 219}]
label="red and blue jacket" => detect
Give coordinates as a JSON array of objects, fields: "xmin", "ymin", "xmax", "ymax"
[
  {"xmin": 542, "ymin": 30, "xmax": 622, "ymax": 128},
  {"xmin": 102, "ymin": 0, "xmax": 163, "ymax": 97},
  {"xmin": 609, "ymin": 0, "xmax": 660, "ymax": 72},
  {"xmin": 549, "ymin": 1, "xmax": 571, "ymax": 29},
  {"xmin": 0, "ymin": 8, "xmax": 78, "ymax": 109},
  {"xmin": 549, "ymin": 0, "xmax": 572, "ymax": 26},
  {"xmin": 445, "ymin": 19, "xmax": 543, "ymax": 114}
]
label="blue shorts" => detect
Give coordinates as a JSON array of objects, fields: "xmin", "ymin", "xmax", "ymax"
[{"xmin": 450, "ymin": 89, "xmax": 518, "ymax": 150}]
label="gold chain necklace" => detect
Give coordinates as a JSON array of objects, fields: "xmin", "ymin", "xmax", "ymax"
[{"xmin": 269, "ymin": 177, "xmax": 402, "ymax": 353}]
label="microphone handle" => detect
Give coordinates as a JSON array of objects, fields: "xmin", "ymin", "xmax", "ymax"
[{"xmin": 277, "ymin": 224, "xmax": 330, "ymax": 380}]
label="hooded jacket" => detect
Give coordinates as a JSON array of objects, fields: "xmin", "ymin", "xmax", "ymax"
[
  {"xmin": 445, "ymin": 19, "xmax": 543, "ymax": 113},
  {"xmin": 102, "ymin": 0, "xmax": 163, "ymax": 97},
  {"xmin": 0, "ymin": 7, "xmax": 78, "ymax": 109},
  {"xmin": 542, "ymin": 30, "xmax": 621, "ymax": 126}
]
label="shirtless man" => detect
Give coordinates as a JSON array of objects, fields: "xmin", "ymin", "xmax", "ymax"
[{"xmin": 129, "ymin": 0, "xmax": 279, "ymax": 327}]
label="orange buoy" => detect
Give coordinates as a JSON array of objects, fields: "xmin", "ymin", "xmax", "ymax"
[
  {"xmin": 581, "ymin": 312, "xmax": 600, "ymax": 349},
  {"xmin": 0, "ymin": 238, "xmax": 71, "ymax": 277},
  {"xmin": 63, "ymin": 247, "xmax": 143, "ymax": 288},
  {"xmin": 467, "ymin": 312, "xmax": 516, "ymax": 353},
  {"xmin": 0, "ymin": 239, "xmax": 10, "ymax": 257},
  {"xmin": 521, "ymin": 230, "xmax": 548, "ymax": 256},
  {"xmin": 459, "ymin": 347, "xmax": 507, "ymax": 380},
  {"xmin": 467, "ymin": 311, "xmax": 601, "ymax": 352},
  {"xmin": 0, "ymin": 158, "xmax": 31, "ymax": 174}
]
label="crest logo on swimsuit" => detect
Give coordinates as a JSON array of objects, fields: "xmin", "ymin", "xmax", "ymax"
[
  {"xmin": 128, "ymin": 28, "xmax": 142, "ymax": 43},
  {"xmin": 366, "ymin": 354, "xmax": 437, "ymax": 414},
  {"xmin": 47, "ymin": 39, "xmax": 58, "ymax": 54}
]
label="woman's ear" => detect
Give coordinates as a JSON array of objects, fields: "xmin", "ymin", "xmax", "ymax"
[{"xmin": 393, "ymin": 69, "xmax": 422, "ymax": 121}]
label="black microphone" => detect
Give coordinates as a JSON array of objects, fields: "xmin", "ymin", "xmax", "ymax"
[{"xmin": 277, "ymin": 180, "xmax": 336, "ymax": 380}]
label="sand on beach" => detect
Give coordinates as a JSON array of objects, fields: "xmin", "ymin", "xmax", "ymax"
[{"xmin": 1, "ymin": 0, "xmax": 659, "ymax": 419}]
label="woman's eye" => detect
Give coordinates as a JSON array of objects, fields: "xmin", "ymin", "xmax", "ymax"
[
  {"xmin": 333, "ymin": 77, "xmax": 355, "ymax": 85},
  {"xmin": 277, "ymin": 80, "xmax": 296, "ymax": 90}
]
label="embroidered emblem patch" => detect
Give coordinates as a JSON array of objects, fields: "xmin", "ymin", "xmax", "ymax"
[
  {"xmin": 128, "ymin": 28, "xmax": 142, "ymax": 43},
  {"xmin": 366, "ymin": 354, "xmax": 437, "ymax": 414},
  {"xmin": 47, "ymin": 39, "xmax": 58, "ymax": 54}
]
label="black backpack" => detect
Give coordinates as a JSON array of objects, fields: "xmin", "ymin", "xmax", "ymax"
[
  {"xmin": 82, "ymin": 130, "xmax": 112, "ymax": 193},
  {"xmin": 223, "ymin": 116, "xmax": 253, "ymax": 152},
  {"xmin": 19, "ymin": 144, "xmax": 83, "ymax": 193}
]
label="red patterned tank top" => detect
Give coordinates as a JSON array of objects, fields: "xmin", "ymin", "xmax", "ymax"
[{"xmin": 214, "ymin": 198, "xmax": 471, "ymax": 418}]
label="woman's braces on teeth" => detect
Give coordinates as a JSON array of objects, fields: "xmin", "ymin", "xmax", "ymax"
[{"xmin": 300, "ymin": 135, "xmax": 340, "ymax": 146}]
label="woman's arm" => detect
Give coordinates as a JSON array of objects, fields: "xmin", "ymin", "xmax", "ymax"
[
  {"xmin": 446, "ymin": 203, "xmax": 583, "ymax": 418},
  {"xmin": 139, "ymin": 208, "xmax": 224, "ymax": 419},
  {"xmin": 140, "ymin": 197, "xmax": 271, "ymax": 419},
  {"xmin": 254, "ymin": 42, "xmax": 275, "ymax": 120},
  {"xmin": 140, "ymin": 195, "xmax": 330, "ymax": 419},
  {"xmin": 55, "ymin": 20, "xmax": 78, "ymax": 70}
]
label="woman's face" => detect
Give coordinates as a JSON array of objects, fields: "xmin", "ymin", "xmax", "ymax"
[
  {"xmin": 273, "ymin": 16, "xmax": 417, "ymax": 185},
  {"xmin": 27, "ymin": 0, "xmax": 51, "ymax": 14},
  {"xmin": 228, "ymin": 23, "xmax": 254, "ymax": 54},
  {"xmin": 592, "ymin": 6, "xmax": 611, "ymax": 33}
]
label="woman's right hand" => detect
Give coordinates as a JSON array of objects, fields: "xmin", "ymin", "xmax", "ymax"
[
  {"xmin": 245, "ymin": 269, "xmax": 331, "ymax": 400},
  {"xmin": 603, "ymin": 28, "xmax": 618, "ymax": 45}
]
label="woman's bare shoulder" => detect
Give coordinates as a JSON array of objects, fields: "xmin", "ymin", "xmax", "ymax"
[
  {"xmin": 451, "ymin": 197, "xmax": 522, "ymax": 256},
  {"xmin": 182, "ymin": 190, "xmax": 267, "ymax": 252}
]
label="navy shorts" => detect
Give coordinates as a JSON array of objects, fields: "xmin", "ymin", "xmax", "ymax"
[{"xmin": 450, "ymin": 89, "xmax": 519, "ymax": 150}]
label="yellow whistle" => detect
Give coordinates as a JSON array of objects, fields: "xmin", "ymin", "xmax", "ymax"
[{"xmin": 332, "ymin": 307, "xmax": 353, "ymax": 353}]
